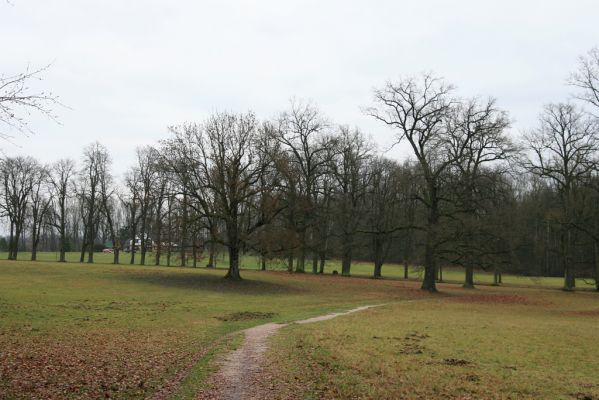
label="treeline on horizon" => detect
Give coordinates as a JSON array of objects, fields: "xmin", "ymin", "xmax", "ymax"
[{"xmin": 2, "ymin": 49, "xmax": 599, "ymax": 292}]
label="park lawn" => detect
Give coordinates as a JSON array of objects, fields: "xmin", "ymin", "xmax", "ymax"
[
  {"xmin": 2, "ymin": 251, "xmax": 593, "ymax": 290},
  {"xmin": 0, "ymin": 259, "xmax": 429, "ymax": 400},
  {"xmin": 265, "ymin": 285, "xmax": 599, "ymax": 399}
]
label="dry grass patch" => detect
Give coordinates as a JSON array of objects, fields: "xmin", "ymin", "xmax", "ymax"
[{"xmin": 264, "ymin": 286, "xmax": 599, "ymax": 399}]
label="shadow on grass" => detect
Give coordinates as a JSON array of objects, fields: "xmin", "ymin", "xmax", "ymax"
[{"xmin": 114, "ymin": 268, "xmax": 303, "ymax": 295}]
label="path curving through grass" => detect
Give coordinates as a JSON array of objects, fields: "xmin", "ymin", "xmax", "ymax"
[{"xmin": 195, "ymin": 305, "xmax": 382, "ymax": 400}]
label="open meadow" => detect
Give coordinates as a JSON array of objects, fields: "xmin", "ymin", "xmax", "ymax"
[{"xmin": 1, "ymin": 254, "xmax": 598, "ymax": 399}]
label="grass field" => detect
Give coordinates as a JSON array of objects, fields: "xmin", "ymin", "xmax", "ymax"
[
  {"xmin": 1, "ymin": 254, "xmax": 598, "ymax": 399},
  {"xmin": 2, "ymin": 251, "xmax": 595, "ymax": 290},
  {"xmin": 265, "ymin": 286, "xmax": 599, "ymax": 399},
  {"xmin": 0, "ymin": 258, "xmax": 428, "ymax": 399}
]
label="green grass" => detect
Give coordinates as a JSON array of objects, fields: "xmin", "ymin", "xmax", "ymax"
[
  {"xmin": 2, "ymin": 253, "xmax": 598, "ymax": 399},
  {"xmin": 266, "ymin": 285, "xmax": 599, "ymax": 399},
  {"xmin": 3, "ymin": 251, "xmax": 594, "ymax": 290},
  {"xmin": 0, "ymin": 258, "xmax": 426, "ymax": 399}
]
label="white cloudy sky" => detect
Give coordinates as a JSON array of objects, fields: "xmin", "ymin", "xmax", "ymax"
[{"xmin": 1, "ymin": 0, "xmax": 599, "ymax": 173}]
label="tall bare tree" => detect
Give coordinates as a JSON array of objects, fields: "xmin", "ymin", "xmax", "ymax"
[
  {"xmin": 330, "ymin": 126, "xmax": 371, "ymax": 276},
  {"xmin": 367, "ymin": 74, "xmax": 457, "ymax": 292},
  {"xmin": 446, "ymin": 97, "xmax": 514, "ymax": 288},
  {"xmin": 165, "ymin": 111, "xmax": 268, "ymax": 280},
  {"xmin": 48, "ymin": 159, "xmax": 76, "ymax": 262},
  {"xmin": 273, "ymin": 100, "xmax": 332, "ymax": 273},
  {"xmin": 524, "ymin": 103, "xmax": 599, "ymax": 290},
  {"xmin": 80, "ymin": 142, "xmax": 108, "ymax": 263},
  {"xmin": 29, "ymin": 163, "xmax": 51, "ymax": 261},
  {"xmin": 0, "ymin": 156, "xmax": 37, "ymax": 259}
]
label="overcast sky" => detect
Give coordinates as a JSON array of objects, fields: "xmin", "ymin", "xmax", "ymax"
[{"xmin": 2, "ymin": 0, "xmax": 599, "ymax": 173}]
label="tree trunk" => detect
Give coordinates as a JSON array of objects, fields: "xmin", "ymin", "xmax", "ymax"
[
  {"xmin": 140, "ymin": 231, "xmax": 147, "ymax": 266},
  {"xmin": 295, "ymin": 251, "xmax": 305, "ymax": 273},
  {"xmin": 79, "ymin": 228, "xmax": 87, "ymax": 263},
  {"xmin": 319, "ymin": 253, "xmax": 325, "ymax": 274},
  {"xmin": 225, "ymin": 245, "xmax": 241, "ymax": 280},
  {"xmin": 59, "ymin": 228, "xmax": 66, "ymax": 262},
  {"xmin": 192, "ymin": 240, "xmax": 198, "ymax": 268},
  {"xmin": 403, "ymin": 260, "xmax": 408, "ymax": 279},
  {"xmin": 86, "ymin": 213, "xmax": 94, "ymax": 264},
  {"xmin": 437, "ymin": 264, "xmax": 443, "ymax": 282},
  {"xmin": 341, "ymin": 251, "xmax": 351, "ymax": 276},
  {"xmin": 166, "ymin": 243, "xmax": 171, "ymax": 267},
  {"xmin": 8, "ymin": 222, "xmax": 15, "ymax": 260},
  {"xmin": 373, "ymin": 260, "xmax": 382, "ymax": 278},
  {"xmin": 464, "ymin": 265, "xmax": 475, "ymax": 289},
  {"xmin": 421, "ymin": 186, "xmax": 439, "ymax": 292},
  {"xmin": 287, "ymin": 255, "xmax": 293, "ymax": 272},
  {"xmin": 421, "ymin": 212, "xmax": 438, "ymax": 292},
  {"xmin": 154, "ymin": 226, "xmax": 162, "ymax": 266},
  {"xmin": 113, "ymin": 248, "xmax": 120, "ymax": 264},
  {"xmin": 493, "ymin": 268, "xmax": 502, "ymax": 286},
  {"xmin": 594, "ymin": 240, "xmax": 599, "ymax": 292},
  {"xmin": 207, "ymin": 249, "xmax": 215, "ymax": 268},
  {"xmin": 562, "ymin": 229, "xmax": 575, "ymax": 291},
  {"xmin": 312, "ymin": 254, "xmax": 318, "ymax": 274},
  {"xmin": 130, "ymin": 233, "xmax": 136, "ymax": 265},
  {"xmin": 261, "ymin": 254, "xmax": 267, "ymax": 271},
  {"xmin": 180, "ymin": 194, "xmax": 188, "ymax": 268}
]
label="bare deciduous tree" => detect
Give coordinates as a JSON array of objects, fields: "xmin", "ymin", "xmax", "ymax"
[
  {"xmin": 524, "ymin": 103, "xmax": 599, "ymax": 291},
  {"xmin": 48, "ymin": 159, "xmax": 76, "ymax": 262},
  {"xmin": 0, "ymin": 156, "xmax": 37, "ymax": 260},
  {"xmin": 165, "ymin": 111, "xmax": 268, "ymax": 280},
  {"xmin": 367, "ymin": 73, "xmax": 456, "ymax": 292},
  {"xmin": 0, "ymin": 65, "xmax": 59, "ymax": 139}
]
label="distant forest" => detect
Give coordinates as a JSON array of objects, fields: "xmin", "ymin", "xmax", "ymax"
[{"xmin": 2, "ymin": 48, "xmax": 599, "ymax": 292}]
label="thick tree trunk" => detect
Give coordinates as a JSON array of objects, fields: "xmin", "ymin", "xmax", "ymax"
[
  {"xmin": 192, "ymin": 240, "xmax": 198, "ymax": 268},
  {"xmin": 130, "ymin": 233, "xmax": 136, "ymax": 265},
  {"xmin": 563, "ymin": 266, "xmax": 575, "ymax": 291},
  {"xmin": 180, "ymin": 195, "xmax": 188, "ymax": 268},
  {"xmin": 8, "ymin": 223, "xmax": 15, "ymax": 260},
  {"xmin": 59, "ymin": 229, "xmax": 66, "ymax": 262},
  {"xmin": 140, "ymin": 231, "xmax": 147, "ymax": 266},
  {"xmin": 287, "ymin": 255, "xmax": 293, "ymax": 272},
  {"xmin": 207, "ymin": 249, "xmax": 215, "ymax": 268},
  {"xmin": 113, "ymin": 248, "xmax": 120, "ymax": 264},
  {"xmin": 594, "ymin": 240, "xmax": 599, "ymax": 292},
  {"xmin": 86, "ymin": 212, "xmax": 95, "ymax": 264},
  {"xmin": 373, "ymin": 260, "xmax": 382, "ymax": 278},
  {"xmin": 319, "ymin": 253, "xmax": 325, "ymax": 274},
  {"xmin": 154, "ymin": 226, "xmax": 162, "ymax": 266},
  {"xmin": 79, "ymin": 228, "xmax": 87, "ymax": 263},
  {"xmin": 464, "ymin": 265, "xmax": 475, "ymax": 289},
  {"xmin": 312, "ymin": 255, "xmax": 318, "ymax": 274},
  {"xmin": 562, "ymin": 229, "xmax": 575, "ymax": 291},
  {"xmin": 261, "ymin": 254, "xmax": 267, "ymax": 271},
  {"xmin": 421, "ymin": 186, "xmax": 439, "ymax": 292},
  {"xmin": 225, "ymin": 246, "xmax": 241, "ymax": 280},
  {"xmin": 493, "ymin": 269, "xmax": 502, "ymax": 286},
  {"xmin": 341, "ymin": 251, "xmax": 352, "ymax": 276},
  {"xmin": 421, "ymin": 216, "xmax": 438, "ymax": 292},
  {"xmin": 437, "ymin": 264, "xmax": 443, "ymax": 282},
  {"xmin": 295, "ymin": 251, "xmax": 305, "ymax": 273},
  {"xmin": 166, "ymin": 244, "xmax": 171, "ymax": 267}
]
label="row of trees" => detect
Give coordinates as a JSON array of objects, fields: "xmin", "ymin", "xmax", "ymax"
[{"xmin": 2, "ymin": 50, "xmax": 599, "ymax": 292}]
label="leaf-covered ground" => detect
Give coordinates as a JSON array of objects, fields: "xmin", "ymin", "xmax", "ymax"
[{"xmin": 0, "ymin": 258, "xmax": 427, "ymax": 399}]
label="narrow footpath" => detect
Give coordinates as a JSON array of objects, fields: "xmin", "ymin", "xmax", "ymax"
[{"xmin": 195, "ymin": 305, "xmax": 380, "ymax": 400}]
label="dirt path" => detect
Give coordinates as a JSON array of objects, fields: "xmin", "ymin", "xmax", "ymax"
[{"xmin": 195, "ymin": 305, "xmax": 381, "ymax": 400}]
